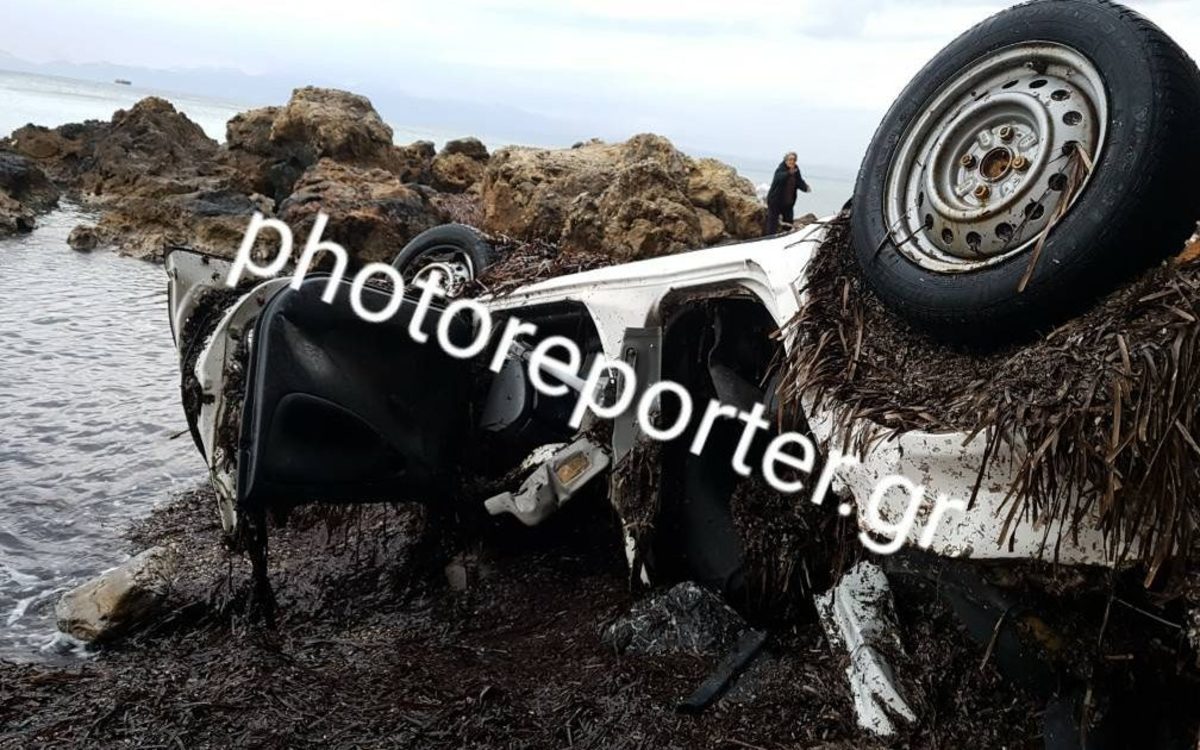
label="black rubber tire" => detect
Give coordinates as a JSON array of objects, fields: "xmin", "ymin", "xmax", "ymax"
[
  {"xmin": 852, "ymin": 0, "xmax": 1200, "ymax": 344},
  {"xmin": 391, "ymin": 223, "xmax": 495, "ymax": 280}
]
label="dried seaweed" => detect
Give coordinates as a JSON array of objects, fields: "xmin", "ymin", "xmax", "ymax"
[
  {"xmin": 611, "ymin": 437, "xmax": 663, "ymax": 586},
  {"xmin": 1, "ymin": 486, "xmax": 1053, "ymax": 749},
  {"xmin": 778, "ymin": 213, "xmax": 1200, "ymax": 574},
  {"xmin": 430, "ymin": 191, "xmax": 485, "ymax": 226},
  {"xmin": 467, "ymin": 235, "xmax": 616, "ymax": 298},
  {"xmin": 729, "ymin": 474, "xmax": 858, "ymax": 622}
]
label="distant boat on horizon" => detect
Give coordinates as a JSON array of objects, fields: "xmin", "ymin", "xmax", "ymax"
[{"xmin": 114, "ymin": 79, "xmax": 132, "ymax": 86}]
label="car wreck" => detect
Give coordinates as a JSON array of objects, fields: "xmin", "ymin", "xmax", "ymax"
[{"xmin": 164, "ymin": 1, "xmax": 1200, "ymax": 746}]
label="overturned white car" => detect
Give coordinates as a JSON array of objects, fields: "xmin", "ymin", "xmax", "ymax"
[
  {"xmin": 165, "ymin": 1, "xmax": 1200, "ymax": 746},
  {"xmin": 167, "ymin": 218, "xmax": 1116, "ymax": 568}
]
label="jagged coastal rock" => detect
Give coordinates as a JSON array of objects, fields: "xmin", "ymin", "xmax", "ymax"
[
  {"xmin": 482, "ymin": 134, "xmax": 765, "ymax": 260},
  {"xmin": 431, "ymin": 137, "xmax": 490, "ymax": 194},
  {"xmin": 1, "ymin": 87, "xmax": 766, "ymax": 262},
  {"xmin": 3, "ymin": 98, "xmax": 260, "ymax": 257},
  {"xmin": 0, "ymin": 151, "xmax": 58, "ymax": 236},
  {"xmin": 278, "ymin": 158, "xmax": 443, "ymax": 264}
]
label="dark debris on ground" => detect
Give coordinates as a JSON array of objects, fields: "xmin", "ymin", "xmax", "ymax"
[{"xmin": 0, "ymin": 486, "xmax": 1050, "ymax": 750}]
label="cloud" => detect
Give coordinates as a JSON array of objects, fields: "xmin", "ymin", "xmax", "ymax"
[{"xmin": 3, "ymin": 0, "xmax": 1199, "ymax": 174}]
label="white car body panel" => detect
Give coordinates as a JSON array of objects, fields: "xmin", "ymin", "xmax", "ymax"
[
  {"xmin": 484, "ymin": 231, "xmax": 816, "ymax": 358},
  {"xmin": 484, "ymin": 224, "xmax": 1110, "ymax": 564},
  {"xmin": 166, "ymin": 250, "xmax": 289, "ymax": 533}
]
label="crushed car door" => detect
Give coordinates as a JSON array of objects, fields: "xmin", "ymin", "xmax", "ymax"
[{"xmin": 237, "ymin": 274, "xmax": 474, "ymax": 515}]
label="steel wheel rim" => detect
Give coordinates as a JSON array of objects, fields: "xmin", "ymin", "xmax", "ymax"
[
  {"xmin": 884, "ymin": 42, "xmax": 1109, "ymax": 274},
  {"xmin": 409, "ymin": 244, "xmax": 476, "ymax": 297}
]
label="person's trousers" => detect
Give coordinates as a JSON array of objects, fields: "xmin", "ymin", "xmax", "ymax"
[{"xmin": 764, "ymin": 204, "xmax": 794, "ymax": 235}]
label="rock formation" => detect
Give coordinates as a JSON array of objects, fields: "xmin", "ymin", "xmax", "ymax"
[
  {"xmin": 0, "ymin": 151, "xmax": 58, "ymax": 236},
  {"xmin": 3, "ymin": 98, "xmax": 259, "ymax": 257},
  {"xmin": 278, "ymin": 159, "xmax": 442, "ymax": 264},
  {"xmin": 392, "ymin": 140, "xmax": 435, "ymax": 184},
  {"xmin": 481, "ymin": 134, "xmax": 765, "ymax": 261},
  {"xmin": 67, "ymin": 223, "xmax": 100, "ymax": 251},
  {"xmin": 3, "ymin": 89, "xmax": 449, "ymax": 261},
  {"xmin": 223, "ymin": 87, "xmax": 406, "ymax": 202},
  {"xmin": 3, "ymin": 87, "xmax": 765, "ymax": 264},
  {"xmin": 430, "ymin": 137, "xmax": 489, "ymax": 194}
]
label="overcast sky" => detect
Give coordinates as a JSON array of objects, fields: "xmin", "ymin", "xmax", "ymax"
[{"xmin": 4, "ymin": 0, "xmax": 1200, "ymax": 175}]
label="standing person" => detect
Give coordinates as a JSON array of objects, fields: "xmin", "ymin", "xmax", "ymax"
[{"xmin": 764, "ymin": 152, "xmax": 811, "ymax": 234}]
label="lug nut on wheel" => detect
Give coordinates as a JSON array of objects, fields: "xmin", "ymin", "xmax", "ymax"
[
  {"xmin": 960, "ymin": 153, "xmax": 977, "ymax": 168},
  {"xmin": 999, "ymin": 125, "xmax": 1015, "ymax": 141},
  {"xmin": 974, "ymin": 184, "xmax": 991, "ymax": 200},
  {"xmin": 1012, "ymin": 154, "xmax": 1029, "ymax": 171}
]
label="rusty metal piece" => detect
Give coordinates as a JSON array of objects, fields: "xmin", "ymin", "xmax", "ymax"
[
  {"xmin": 998, "ymin": 124, "xmax": 1014, "ymax": 142},
  {"xmin": 1012, "ymin": 154, "xmax": 1030, "ymax": 171},
  {"xmin": 973, "ymin": 184, "xmax": 991, "ymax": 200},
  {"xmin": 980, "ymin": 148, "xmax": 1013, "ymax": 181},
  {"xmin": 959, "ymin": 153, "xmax": 977, "ymax": 169}
]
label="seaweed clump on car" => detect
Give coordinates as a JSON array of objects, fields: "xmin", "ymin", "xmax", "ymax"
[
  {"xmin": 778, "ymin": 212, "xmax": 1200, "ymax": 579},
  {"xmin": 465, "ymin": 234, "xmax": 616, "ymax": 298}
]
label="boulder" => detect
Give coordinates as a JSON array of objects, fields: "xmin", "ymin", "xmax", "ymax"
[
  {"xmin": 278, "ymin": 158, "xmax": 444, "ymax": 264},
  {"xmin": 94, "ymin": 188, "xmax": 269, "ymax": 261},
  {"xmin": 101, "ymin": 98, "xmax": 219, "ymax": 174},
  {"xmin": 67, "ymin": 224, "xmax": 99, "ymax": 251},
  {"xmin": 602, "ymin": 581, "xmax": 747, "ymax": 656},
  {"xmin": 392, "ymin": 140, "xmax": 435, "ymax": 184},
  {"xmin": 221, "ymin": 88, "xmax": 402, "ymax": 201},
  {"xmin": 0, "ymin": 151, "xmax": 59, "ymax": 210},
  {"xmin": 3, "ymin": 121, "xmax": 107, "ymax": 186},
  {"xmin": 0, "ymin": 193, "xmax": 36, "ymax": 236},
  {"xmin": 481, "ymin": 144, "xmax": 612, "ymax": 244},
  {"xmin": 563, "ymin": 158, "xmax": 701, "ymax": 261},
  {"xmin": 480, "ymin": 134, "xmax": 762, "ymax": 260},
  {"xmin": 55, "ymin": 547, "xmax": 176, "ymax": 643},
  {"xmin": 697, "ymin": 208, "xmax": 726, "ymax": 245},
  {"xmin": 271, "ymin": 87, "xmax": 395, "ymax": 167},
  {"xmin": 430, "ymin": 137, "xmax": 489, "ymax": 193},
  {"xmin": 440, "ymin": 137, "xmax": 489, "ymax": 161},
  {"xmin": 222, "ymin": 105, "xmax": 304, "ymax": 202},
  {"xmin": 0, "ymin": 151, "xmax": 58, "ymax": 236},
  {"xmin": 226, "ymin": 88, "xmax": 394, "ymax": 170},
  {"xmin": 430, "ymin": 154, "xmax": 485, "ymax": 193},
  {"xmin": 224, "ymin": 105, "xmax": 279, "ymax": 156},
  {"xmin": 687, "ymin": 158, "xmax": 764, "ymax": 238}
]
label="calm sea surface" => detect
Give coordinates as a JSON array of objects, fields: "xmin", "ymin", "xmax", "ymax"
[
  {"xmin": 0, "ymin": 205, "xmax": 206, "ymax": 661},
  {"xmin": 0, "ymin": 72, "xmax": 257, "ymax": 662}
]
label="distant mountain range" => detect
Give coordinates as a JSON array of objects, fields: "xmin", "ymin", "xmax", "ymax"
[
  {"xmin": 0, "ymin": 49, "xmax": 855, "ymax": 199},
  {"xmin": 0, "ymin": 50, "xmax": 589, "ymax": 148}
]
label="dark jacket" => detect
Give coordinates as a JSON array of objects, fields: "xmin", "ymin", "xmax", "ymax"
[{"xmin": 766, "ymin": 161, "xmax": 810, "ymax": 210}]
